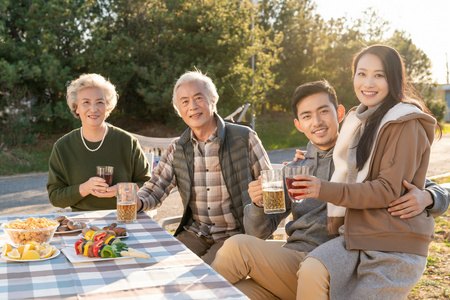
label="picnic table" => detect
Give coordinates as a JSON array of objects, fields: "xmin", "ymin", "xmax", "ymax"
[{"xmin": 0, "ymin": 210, "xmax": 247, "ymax": 299}]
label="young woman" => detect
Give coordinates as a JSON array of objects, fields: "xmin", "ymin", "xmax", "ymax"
[
  {"xmin": 47, "ymin": 73, "xmax": 151, "ymax": 211},
  {"xmin": 294, "ymin": 45, "xmax": 441, "ymax": 299}
]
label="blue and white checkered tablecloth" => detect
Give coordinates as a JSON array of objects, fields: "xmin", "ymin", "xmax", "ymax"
[{"xmin": 0, "ymin": 210, "xmax": 248, "ymax": 299}]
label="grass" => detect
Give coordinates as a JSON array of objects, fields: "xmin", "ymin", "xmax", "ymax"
[
  {"xmin": 432, "ymin": 176, "xmax": 450, "ymax": 184},
  {"xmin": 0, "ymin": 138, "xmax": 55, "ymax": 176},
  {"xmin": 408, "ymin": 208, "xmax": 450, "ymax": 299},
  {"xmin": 442, "ymin": 123, "xmax": 450, "ymax": 134},
  {"xmin": 255, "ymin": 111, "xmax": 309, "ymax": 150},
  {"xmin": 409, "ymin": 170, "xmax": 450, "ymax": 299},
  {"xmin": 0, "ymin": 112, "xmax": 309, "ymax": 176}
]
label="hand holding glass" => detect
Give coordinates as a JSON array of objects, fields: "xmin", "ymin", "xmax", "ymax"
[
  {"xmin": 284, "ymin": 163, "xmax": 310, "ymax": 203},
  {"xmin": 261, "ymin": 169, "xmax": 286, "ymax": 214},
  {"xmin": 96, "ymin": 166, "xmax": 114, "ymax": 186}
]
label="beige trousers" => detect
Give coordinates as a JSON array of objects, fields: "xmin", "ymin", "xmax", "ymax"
[
  {"xmin": 297, "ymin": 257, "xmax": 330, "ymax": 300},
  {"xmin": 211, "ymin": 234, "xmax": 307, "ymax": 300}
]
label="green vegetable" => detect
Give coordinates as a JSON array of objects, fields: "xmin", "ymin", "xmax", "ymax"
[
  {"xmin": 114, "ymin": 242, "xmax": 129, "ymax": 253},
  {"xmin": 100, "ymin": 245, "xmax": 115, "ymax": 258}
]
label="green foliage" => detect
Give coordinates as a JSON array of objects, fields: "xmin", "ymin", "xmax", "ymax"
[
  {"xmin": 0, "ymin": 87, "xmax": 37, "ymax": 150},
  {"xmin": 0, "ymin": 0, "xmax": 95, "ymax": 146},
  {"xmin": 426, "ymin": 255, "xmax": 441, "ymax": 267},
  {"xmin": 256, "ymin": 112, "xmax": 309, "ymax": 150},
  {"xmin": 0, "ymin": 0, "xmax": 439, "ymax": 150},
  {"xmin": 442, "ymin": 123, "xmax": 450, "ymax": 134},
  {"xmin": 426, "ymin": 99, "xmax": 447, "ymax": 122},
  {"xmin": 0, "ymin": 144, "xmax": 53, "ymax": 175},
  {"xmin": 85, "ymin": 0, "xmax": 281, "ymax": 124},
  {"xmin": 258, "ymin": 0, "xmax": 320, "ymax": 109}
]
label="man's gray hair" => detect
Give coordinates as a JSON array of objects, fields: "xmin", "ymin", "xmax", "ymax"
[{"xmin": 172, "ymin": 70, "xmax": 219, "ymax": 116}]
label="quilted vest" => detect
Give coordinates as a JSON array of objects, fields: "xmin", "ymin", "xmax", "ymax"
[{"xmin": 172, "ymin": 114, "xmax": 253, "ymax": 236}]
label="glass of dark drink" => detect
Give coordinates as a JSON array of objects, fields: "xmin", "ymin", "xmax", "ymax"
[
  {"xmin": 96, "ymin": 166, "xmax": 114, "ymax": 186},
  {"xmin": 284, "ymin": 163, "xmax": 309, "ymax": 203}
]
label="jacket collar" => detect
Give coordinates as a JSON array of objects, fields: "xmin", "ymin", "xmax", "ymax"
[
  {"xmin": 178, "ymin": 113, "xmax": 225, "ymax": 146},
  {"xmin": 304, "ymin": 141, "xmax": 334, "ymax": 160}
]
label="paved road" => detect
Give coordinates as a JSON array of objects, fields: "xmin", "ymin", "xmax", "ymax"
[
  {"xmin": 1, "ymin": 133, "xmax": 449, "ymax": 219},
  {"xmin": 0, "ymin": 149, "xmax": 301, "ymax": 219}
]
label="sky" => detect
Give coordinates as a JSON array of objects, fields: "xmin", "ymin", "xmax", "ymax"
[{"xmin": 314, "ymin": 0, "xmax": 450, "ymax": 84}]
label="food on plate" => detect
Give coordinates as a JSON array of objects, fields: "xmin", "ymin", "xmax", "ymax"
[
  {"xmin": 2, "ymin": 243, "xmax": 12, "ymax": 256},
  {"xmin": 81, "ymin": 223, "xmax": 127, "ymax": 237},
  {"xmin": 22, "ymin": 250, "xmax": 40, "ymax": 260},
  {"xmin": 67, "ymin": 220, "xmax": 83, "ymax": 230},
  {"xmin": 60, "ymin": 219, "xmax": 70, "ymax": 226},
  {"xmin": 2, "ymin": 242, "xmax": 57, "ymax": 260},
  {"xmin": 3, "ymin": 217, "xmax": 57, "ymax": 229},
  {"xmin": 1, "ymin": 217, "xmax": 59, "ymax": 245},
  {"xmin": 57, "ymin": 225, "xmax": 69, "ymax": 232},
  {"xmin": 102, "ymin": 223, "xmax": 127, "ymax": 237},
  {"xmin": 54, "ymin": 216, "xmax": 86, "ymax": 232},
  {"xmin": 55, "ymin": 215, "xmax": 67, "ymax": 222},
  {"xmin": 6, "ymin": 249, "xmax": 21, "ymax": 259},
  {"xmin": 74, "ymin": 232, "xmax": 149, "ymax": 259},
  {"xmin": 81, "ymin": 225, "xmax": 102, "ymax": 234}
]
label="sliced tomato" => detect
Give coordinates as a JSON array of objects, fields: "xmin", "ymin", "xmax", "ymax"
[
  {"xmin": 93, "ymin": 231, "xmax": 107, "ymax": 242},
  {"xmin": 92, "ymin": 240, "xmax": 104, "ymax": 258},
  {"xmin": 74, "ymin": 239, "xmax": 84, "ymax": 255}
]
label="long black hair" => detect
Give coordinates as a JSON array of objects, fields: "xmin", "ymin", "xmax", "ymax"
[{"xmin": 353, "ymin": 44, "xmax": 441, "ymax": 170}]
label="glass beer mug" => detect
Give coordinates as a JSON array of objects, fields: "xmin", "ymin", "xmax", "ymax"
[
  {"xmin": 116, "ymin": 182, "xmax": 138, "ymax": 223},
  {"xmin": 260, "ymin": 169, "xmax": 286, "ymax": 214}
]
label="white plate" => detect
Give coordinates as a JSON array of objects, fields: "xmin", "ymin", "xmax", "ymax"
[
  {"xmin": 1, "ymin": 249, "xmax": 61, "ymax": 262},
  {"xmin": 54, "ymin": 229, "xmax": 82, "ymax": 235},
  {"xmin": 61, "ymin": 247, "xmax": 131, "ymax": 264},
  {"xmin": 77, "ymin": 232, "xmax": 129, "ymax": 240}
]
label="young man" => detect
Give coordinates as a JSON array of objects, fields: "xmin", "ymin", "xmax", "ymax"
[
  {"xmin": 137, "ymin": 70, "xmax": 271, "ymax": 264},
  {"xmin": 211, "ymin": 80, "xmax": 449, "ymax": 299}
]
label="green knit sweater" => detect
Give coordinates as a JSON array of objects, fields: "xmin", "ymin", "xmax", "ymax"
[{"xmin": 47, "ymin": 125, "xmax": 151, "ymax": 211}]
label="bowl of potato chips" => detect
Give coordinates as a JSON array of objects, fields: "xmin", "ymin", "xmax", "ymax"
[{"xmin": 1, "ymin": 217, "xmax": 59, "ymax": 246}]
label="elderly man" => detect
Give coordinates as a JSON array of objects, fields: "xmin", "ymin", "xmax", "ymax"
[
  {"xmin": 211, "ymin": 80, "xmax": 449, "ymax": 299},
  {"xmin": 137, "ymin": 70, "xmax": 271, "ymax": 264}
]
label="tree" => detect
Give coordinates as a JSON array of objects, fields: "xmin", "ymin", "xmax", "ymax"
[
  {"xmin": 386, "ymin": 30, "xmax": 435, "ymax": 99},
  {"xmin": 0, "ymin": 0, "xmax": 93, "ymax": 148},
  {"xmin": 85, "ymin": 0, "xmax": 282, "ymax": 126},
  {"xmin": 306, "ymin": 8, "xmax": 391, "ymax": 110},
  {"xmin": 257, "ymin": 0, "xmax": 319, "ymax": 111}
]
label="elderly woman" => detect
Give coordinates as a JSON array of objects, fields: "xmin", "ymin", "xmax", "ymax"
[{"xmin": 47, "ymin": 73, "xmax": 150, "ymax": 211}]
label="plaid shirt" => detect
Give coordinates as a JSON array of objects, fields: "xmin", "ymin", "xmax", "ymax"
[{"xmin": 138, "ymin": 126, "xmax": 271, "ymax": 241}]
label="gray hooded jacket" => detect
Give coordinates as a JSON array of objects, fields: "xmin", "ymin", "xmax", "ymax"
[{"xmin": 244, "ymin": 141, "xmax": 338, "ymax": 253}]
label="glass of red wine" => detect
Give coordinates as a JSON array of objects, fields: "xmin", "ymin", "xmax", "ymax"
[
  {"xmin": 96, "ymin": 166, "xmax": 114, "ymax": 186},
  {"xmin": 284, "ymin": 163, "xmax": 309, "ymax": 203}
]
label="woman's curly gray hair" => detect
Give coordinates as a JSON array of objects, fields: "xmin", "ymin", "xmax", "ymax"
[{"xmin": 66, "ymin": 73, "xmax": 118, "ymax": 119}]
